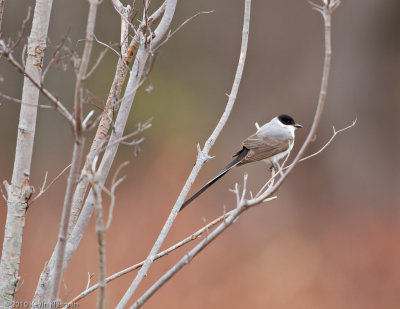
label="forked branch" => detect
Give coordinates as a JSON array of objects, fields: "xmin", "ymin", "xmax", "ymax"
[
  {"xmin": 131, "ymin": 1, "xmax": 340, "ymax": 307},
  {"xmin": 117, "ymin": 0, "xmax": 251, "ymax": 307}
]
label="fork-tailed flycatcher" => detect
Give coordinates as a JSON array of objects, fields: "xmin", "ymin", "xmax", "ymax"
[{"xmin": 179, "ymin": 114, "xmax": 302, "ymax": 212}]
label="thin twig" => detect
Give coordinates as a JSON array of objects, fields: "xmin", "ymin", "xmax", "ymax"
[
  {"xmin": 276, "ymin": 119, "xmax": 357, "ymax": 174},
  {"xmin": 255, "ymin": 145, "xmax": 292, "ymax": 198},
  {"xmin": 298, "ymin": 119, "xmax": 356, "ymax": 163},
  {"xmin": 30, "ymin": 164, "xmax": 72, "ymax": 204},
  {"xmin": 84, "ymin": 48, "xmax": 108, "ymax": 80},
  {"xmin": 0, "ymin": 92, "xmax": 21, "ymax": 104},
  {"xmin": 86, "ymin": 273, "xmax": 93, "ymax": 290},
  {"xmin": 99, "ymin": 118, "xmax": 152, "ymax": 153},
  {"xmin": 92, "ymin": 34, "xmax": 121, "ymax": 57},
  {"xmin": 10, "ymin": 6, "xmax": 32, "ymax": 51},
  {"xmin": 156, "ymin": 10, "xmax": 214, "ymax": 51},
  {"xmin": 104, "ymin": 161, "xmax": 128, "ymax": 229},
  {"xmin": 0, "ymin": 91, "xmax": 55, "ymax": 109}
]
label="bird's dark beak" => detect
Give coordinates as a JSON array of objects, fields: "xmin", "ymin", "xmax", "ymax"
[{"xmin": 294, "ymin": 124, "xmax": 303, "ymax": 128}]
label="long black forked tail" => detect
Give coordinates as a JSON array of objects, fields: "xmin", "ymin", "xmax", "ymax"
[{"xmin": 179, "ymin": 147, "xmax": 249, "ymax": 212}]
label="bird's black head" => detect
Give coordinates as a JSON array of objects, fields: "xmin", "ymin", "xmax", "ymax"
[{"xmin": 278, "ymin": 114, "xmax": 302, "ymax": 128}]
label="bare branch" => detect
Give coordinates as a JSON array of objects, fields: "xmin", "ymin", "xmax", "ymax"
[
  {"xmin": 65, "ymin": 209, "xmax": 235, "ymax": 306},
  {"xmin": 131, "ymin": 194, "xmax": 277, "ymax": 309},
  {"xmin": 50, "ymin": 141, "xmax": 85, "ymax": 302},
  {"xmin": 131, "ymin": 1, "xmax": 341, "ymax": 307},
  {"xmin": 118, "ymin": 0, "xmax": 249, "ymax": 306},
  {"xmin": 252, "ymin": 0, "xmax": 340, "ymax": 201},
  {"xmin": 0, "ymin": 49, "xmax": 75, "ymax": 126},
  {"xmin": 42, "ymin": 28, "xmax": 71, "ymax": 82},
  {"xmin": 9, "ymin": 6, "xmax": 32, "ymax": 51},
  {"xmin": 252, "ymin": 119, "xmax": 356, "ymax": 197},
  {"xmin": 74, "ymin": 1, "xmax": 101, "ymax": 135},
  {"xmin": 298, "ymin": 119, "xmax": 357, "ymax": 163},
  {"xmin": 0, "ymin": 92, "xmax": 22, "ymax": 104},
  {"xmin": 82, "ymin": 110, "xmax": 95, "ymax": 128},
  {"xmin": 63, "ymin": 0, "xmax": 169, "ymax": 243},
  {"xmin": 61, "ymin": 8, "xmax": 134, "ymax": 240},
  {"xmin": 255, "ymin": 146, "xmax": 293, "ymax": 199},
  {"xmin": 49, "ymin": 0, "xmax": 102, "ymax": 302},
  {"xmin": 0, "ymin": 91, "xmax": 56, "ymax": 109},
  {"xmin": 86, "ymin": 273, "xmax": 94, "ymax": 291},
  {"xmin": 99, "ymin": 118, "xmax": 152, "ymax": 153},
  {"xmin": 92, "ymin": 34, "xmax": 121, "ymax": 57},
  {"xmin": 78, "ymin": 157, "xmax": 126, "ymax": 309}
]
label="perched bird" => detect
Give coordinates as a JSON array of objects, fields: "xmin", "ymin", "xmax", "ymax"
[{"xmin": 180, "ymin": 114, "xmax": 302, "ymax": 212}]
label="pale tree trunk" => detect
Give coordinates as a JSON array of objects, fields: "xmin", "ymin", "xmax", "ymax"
[{"xmin": 0, "ymin": 0, "xmax": 53, "ymax": 306}]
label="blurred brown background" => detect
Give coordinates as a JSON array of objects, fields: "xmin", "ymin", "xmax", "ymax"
[{"xmin": 1, "ymin": 0, "xmax": 400, "ymax": 308}]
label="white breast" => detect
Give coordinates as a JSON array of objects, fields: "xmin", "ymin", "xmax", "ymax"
[{"xmin": 259, "ymin": 118, "xmax": 295, "ymax": 165}]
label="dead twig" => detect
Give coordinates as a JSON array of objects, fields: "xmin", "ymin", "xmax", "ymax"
[
  {"xmin": 83, "ymin": 48, "xmax": 108, "ymax": 80},
  {"xmin": 9, "ymin": 6, "xmax": 32, "ymax": 51},
  {"xmin": 30, "ymin": 164, "xmax": 72, "ymax": 204},
  {"xmin": 42, "ymin": 28, "xmax": 71, "ymax": 82},
  {"xmin": 155, "ymin": 10, "xmax": 214, "ymax": 51}
]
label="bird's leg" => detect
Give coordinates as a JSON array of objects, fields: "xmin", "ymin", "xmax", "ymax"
[
  {"xmin": 269, "ymin": 161, "xmax": 277, "ymax": 171},
  {"xmin": 270, "ymin": 165, "xmax": 276, "ymax": 187}
]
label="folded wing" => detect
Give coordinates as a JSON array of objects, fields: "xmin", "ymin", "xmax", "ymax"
[{"xmin": 237, "ymin": 128, "xmax": 292, "ymax": 165}]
